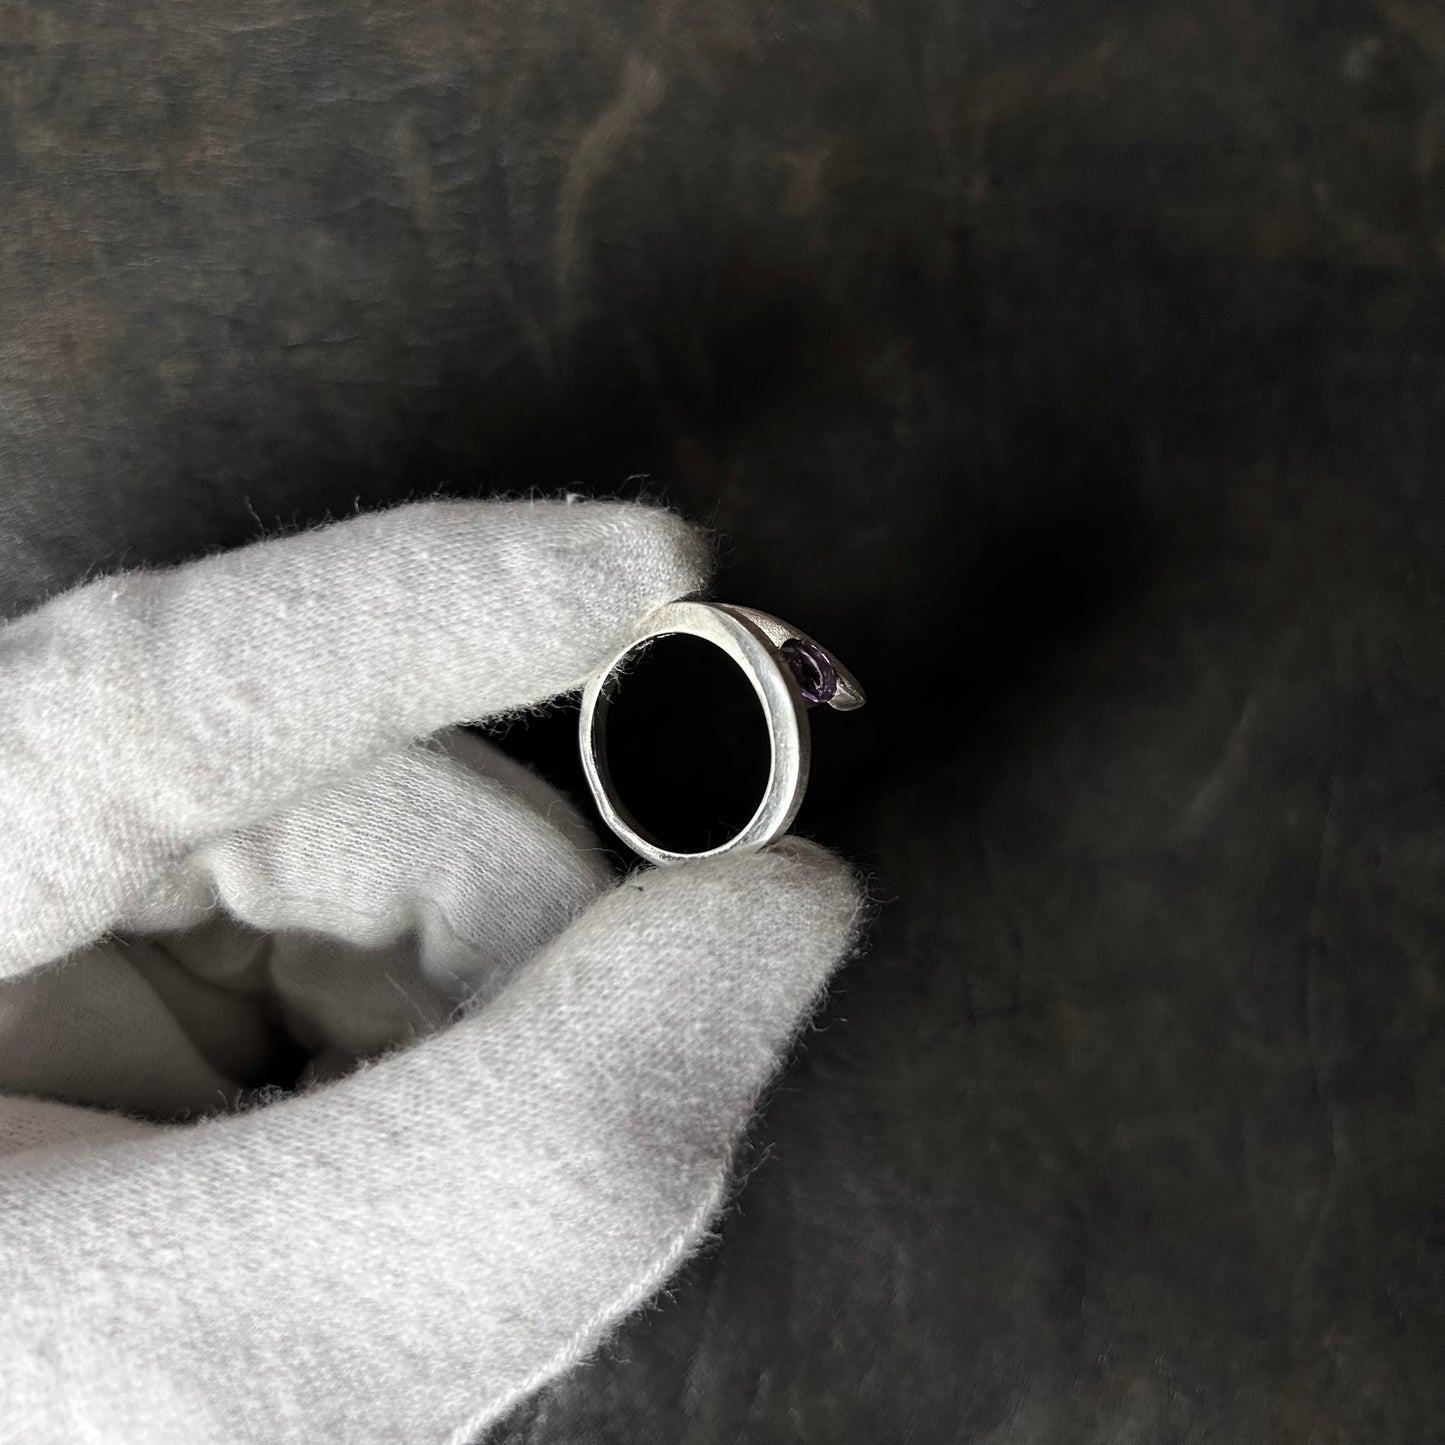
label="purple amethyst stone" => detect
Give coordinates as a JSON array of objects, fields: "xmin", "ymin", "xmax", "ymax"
[{"xmin": 780, "ymin": 637, "xmax": 838, "ymax": 704}]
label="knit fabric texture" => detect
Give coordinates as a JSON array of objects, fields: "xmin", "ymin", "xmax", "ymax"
[{"xmin": 0, "ymin": 499, "xmax": 860, "ymax": 1443}]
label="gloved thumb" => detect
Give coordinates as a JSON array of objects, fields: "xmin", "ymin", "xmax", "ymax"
[{"xmin": 0, "ymin": 839, "xmax": 861, "ymax": 1445}]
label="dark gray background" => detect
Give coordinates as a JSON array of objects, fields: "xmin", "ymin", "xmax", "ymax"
[{"xmin": 2, "ymin": 1, "xmax": 1443, "ymax": 1439}]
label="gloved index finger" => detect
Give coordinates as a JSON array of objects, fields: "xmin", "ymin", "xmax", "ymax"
[{"xmin": 0, "ymin": 498, "xmax": 706, "ymax": 977}]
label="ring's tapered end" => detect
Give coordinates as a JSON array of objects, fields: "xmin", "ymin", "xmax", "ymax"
[
  {"xmin": 714, "ymin": 604, "xmax": 866, "ymax": 713},
  {"xmin": 826, "ymin": 667, "xmax": 867, "ymax": 712}
]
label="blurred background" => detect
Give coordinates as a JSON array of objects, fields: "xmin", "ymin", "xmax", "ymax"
[{"xmin": 2, "ymin": 1, "xmax": 1444, "ymax": 1438}]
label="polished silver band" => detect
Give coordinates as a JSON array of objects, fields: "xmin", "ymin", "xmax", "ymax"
[{"xmin": 578, "ymin": 601, "xmax": 865, "ymax": 866}]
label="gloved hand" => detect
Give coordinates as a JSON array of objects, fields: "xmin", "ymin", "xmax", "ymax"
[{"xmin": 0, "ymin": 499, "xmax": 860, "ymax": 1444}]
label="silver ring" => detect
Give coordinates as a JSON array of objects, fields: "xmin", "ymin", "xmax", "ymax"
[{"xmin": 578, "ymin": 601, "xmax": 865, "ymax": 866}]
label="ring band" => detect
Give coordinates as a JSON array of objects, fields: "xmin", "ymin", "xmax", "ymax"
[{"xmin": 578, "ymin": 601, "xmax": 865, "ymax": 866}]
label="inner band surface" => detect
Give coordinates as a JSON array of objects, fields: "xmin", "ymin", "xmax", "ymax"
[{"xmin": 592, "ymin": 630, "xmax": 776, "ymax": 857}]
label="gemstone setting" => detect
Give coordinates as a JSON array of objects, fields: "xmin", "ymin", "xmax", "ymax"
[{"xmin": 780, "ymin": 637, "xmax": 838, "ymax": 704}]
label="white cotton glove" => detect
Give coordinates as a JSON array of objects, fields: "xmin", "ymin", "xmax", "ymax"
[{"xmin": 0, "ymin": 499, "xmax": 860, "ymax": 1444}]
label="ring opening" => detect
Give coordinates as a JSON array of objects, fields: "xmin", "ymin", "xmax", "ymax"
[{"xmin": 594, "ymin": 631, "xmax": 773, "ymax": 856}]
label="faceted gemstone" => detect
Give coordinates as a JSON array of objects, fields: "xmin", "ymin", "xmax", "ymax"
[{"xmin": 780, "ymin": 637, "xmax": 838, "ymax": 704}]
